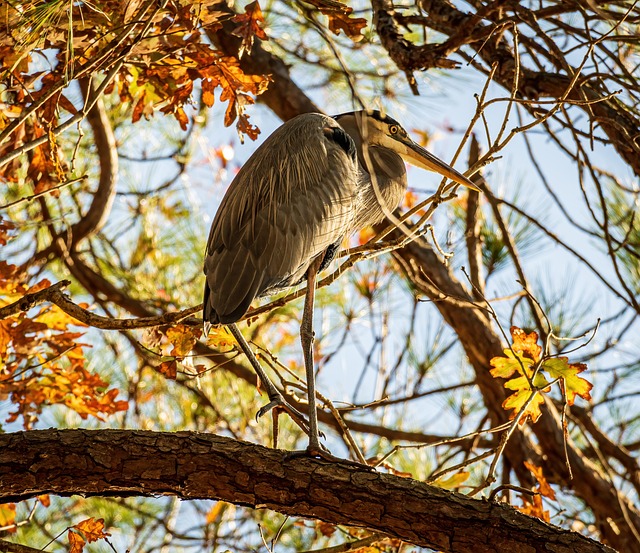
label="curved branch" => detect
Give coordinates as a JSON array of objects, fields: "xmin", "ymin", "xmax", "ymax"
[
  {"xmin": 69, "ymin": 79, "xmax": 119, "ymax": 247},
  {"xmin": 0, "ymin": 429, "xmax": 614, "ymax": 553}
]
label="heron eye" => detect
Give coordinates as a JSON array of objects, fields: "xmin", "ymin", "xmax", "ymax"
[{"xmin": 389, "ymin": 125, "xmax": 399, "ymax": 134}]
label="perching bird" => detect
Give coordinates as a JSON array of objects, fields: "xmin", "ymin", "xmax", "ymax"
[{"xmin": 203, "ymin": 110, "xmax": 479, "ymax": 458}]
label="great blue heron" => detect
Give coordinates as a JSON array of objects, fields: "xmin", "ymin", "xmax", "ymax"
[{"xmin": 203, "ymin": 110, "xmax": 479, "ymax": 458}]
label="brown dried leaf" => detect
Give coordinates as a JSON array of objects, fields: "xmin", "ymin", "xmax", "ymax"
[
  {"xmin": 233, "ymin": 1, "xmax": 269, "ymax": 56},
  {"xmin": 157, "ymin": 360, "xmax": 178, "ymax": 379},
  {"xmin": 305, "ymin": 0, "xmax": 367, "ymax": 41}
]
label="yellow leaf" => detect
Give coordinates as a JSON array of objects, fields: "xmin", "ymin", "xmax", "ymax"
[
  {"xmin": 34, "ymin": 304, "xmax": 88, "ymax": 330},
  {"xmin": 166, "ymin": 324, "xmax": 199, "ymax": 357},
  {"xmin": 206, "ymin": 325, "xmax": 235, "ymax": 349},
  {"xmin": 0, "ymin": 503, "xmax": 16, "ymax": 529},
  {"xmin": 490, "ymin": 349, "xmax": 533, "ymax": 379},
  {"xmin": 434, "ymin": 471, "xmax": 470, "ymax": 490},
  {"xmin": 542, "ymin": 358, "xmax": 592, "ymax": 405},
  {"xmin": 502, "ymin": 388, "xmax": 545, "ymax": 424}
]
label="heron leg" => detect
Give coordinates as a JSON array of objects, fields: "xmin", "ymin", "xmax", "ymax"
[
  {"xmin": 301, "ymin": 256, "xmax": 324, "ymax": 456},
  {"xmin": 227, "ymin": 323, "xmax": 309, "ymax": 438}
]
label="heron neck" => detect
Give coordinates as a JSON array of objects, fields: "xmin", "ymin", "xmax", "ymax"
[{"xmin": 354, "ymin": 146, "xmax": 408, "ymax": 229}]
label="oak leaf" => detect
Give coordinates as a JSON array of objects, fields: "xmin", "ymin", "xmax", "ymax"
[
  {"xmin": 73, "ymin": 517, "xmax": 110, "ymax": 542},
  {"xmin": 524, "ymin": 462, "xmax": 556, "ymax": 500},
  {"xmin": 166, "ymin": 324, "xmax": 199, "ymax": 357},
  {"xmin": 543, "ymin": 358, "xmax": 592, "ymax": 405},
  {"xmin": 490, "ymin": 326, "xmax": 592, "ymax": 425},
  {"xmin": 206, "ymin": 325, "xmax": 235, "ymax": 349},
  {"xmin": 157, "ymin": 360, "xmax": 178, "ymax": 380},
  {"xmin": 304, "ymin": 0, "xmax": 367, "ymax": 41},
  {"xmin": 68, "ymin": 529, "xmax": 86, "ymax": 553},
  {"xmin": 68, "ymin": 517, "xmax": 110, "ymax": 553},
  {"xmin": 233, "ymin": 1, "xmax": 269, "ymax": 57}
]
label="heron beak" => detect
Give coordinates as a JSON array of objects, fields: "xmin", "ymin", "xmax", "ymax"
[{"xmin": 396, "ymin": 136, "xmax": 481, "ymax": 192}]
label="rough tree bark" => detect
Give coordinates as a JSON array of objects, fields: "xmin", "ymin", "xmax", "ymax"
[{"xmin": 1, "ymin": 429, "xmax": 614, "ymax": 553}]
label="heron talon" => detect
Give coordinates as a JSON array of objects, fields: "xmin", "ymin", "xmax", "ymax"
[
  {"xmin": 255, "ymin": 394, "xmax": 310, "ymax": 435},
  {"xmin": 256, "ymin": 400, "xmax": 279, "ymax": 420}
]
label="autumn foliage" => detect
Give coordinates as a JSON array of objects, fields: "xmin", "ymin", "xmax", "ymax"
[
  {"xmin": 490, "ymin": 327, "xmax": 592, "ymax": 424},
  {"xmin": 0, "ymin": 255, "xmax": 127, "ymax": 428}
]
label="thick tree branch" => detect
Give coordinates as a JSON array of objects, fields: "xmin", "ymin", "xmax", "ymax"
[{"xmin": 0, "ymin": 429, "xmax": 614, "ymax": 553}]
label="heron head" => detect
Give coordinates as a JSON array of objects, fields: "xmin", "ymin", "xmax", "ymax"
[{"xmin": 349, "ymin": 110, "xmax": 481, "ymax": 192}]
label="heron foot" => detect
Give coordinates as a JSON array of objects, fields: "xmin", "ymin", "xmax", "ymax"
[{"xmin": 256, "ymin": 393, "xmax": 310, "ymax": 435}]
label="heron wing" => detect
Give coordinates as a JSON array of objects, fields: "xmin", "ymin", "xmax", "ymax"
[{"xmin": 204, "ymin": 113, "xmax": 358, "ymax": 325}]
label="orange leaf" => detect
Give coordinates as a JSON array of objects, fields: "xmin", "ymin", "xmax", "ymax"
[
  {"xmin": 205, "ymin": 501, "xmax": 228, "ymax": 524},
  {"xmin": 0, "ymin": 503, "xmax": 16, "ymax": 531},
  {"xmin": 202, "ymin": 78, "xmax": 216, "ymax": 107},
  {"xmin": 524, "ymin": 462, "xmax": 556, "ymax": 500},
  {"xmin": 37, "ymin": 494, "xmax": 51, "ymax": 507},
  {"xmin": 357, "ymin": 226, "xmax": 375, "ymax": 246},
  {"xmin": 132, "ymin": 91, "xmax": 147, "ymax": 123},
  {"xmin": 157, "ymin": 360, "xmax": 178, "ymax": 379},
  {"xmin": 510, "ymin": 326, "xmax": 541, "ymax": 362},
  {"xmin": 233, "ymin": 1, "xmax": 268, "ymax": 57},
  {"xmin": 517, "ymin": 494, "xmax": 549, "ymax": 522},
  {"xmin": 174, "ymin": 106, "xmax": 189, "ymax": 131},
  {"xmin": 0, "ymin": 320, "xmax": 10, "ymax": 358},
  {"xmin": 68, "ymin": 529, "xmax": 86, "ymax": 553},
  {"xmin": 73, "ymin": 517, "xmax": 110, "ymax": 542}
]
